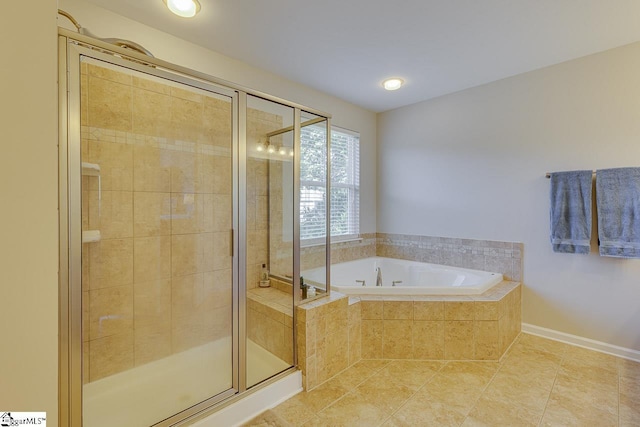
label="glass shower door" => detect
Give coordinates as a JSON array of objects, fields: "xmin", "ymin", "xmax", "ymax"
[
  {"xmin": 245, "ymin": 95, "xmax": 295, "ymax": 387},
  {"xmin": 79, "ymin": 57, "xmax": 235, "ymax": 426}
]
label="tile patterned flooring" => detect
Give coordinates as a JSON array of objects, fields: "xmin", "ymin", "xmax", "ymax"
[{"xmin": 243, "ymin": 333, "xmax": 640, "ymax": 426}]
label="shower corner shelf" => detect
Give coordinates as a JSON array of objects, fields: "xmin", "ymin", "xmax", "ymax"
[
  {"xmin": 82, "ymin": 162, "xmax": 101, "ymax": 176},
  {"xmin": 81, "ymin": 162, "xmax": 101, "ymax": 244},
  {"xmin": 82, "ymin": 230, "xmax": 101, "ymax": 243},
  {"xmin": 81, "ymin": 161, "xmax": 102, "ymax": 215}
]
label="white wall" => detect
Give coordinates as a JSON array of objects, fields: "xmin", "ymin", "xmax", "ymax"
[
  {"xmin": 378, "ymin": 42, "xmax": 640, "ymax": 351},
  {"xmin": 58, "ymin": 0, "xmax": 377, "ymax": 233},
  {"xmin": 0, "ymin": 1, "xmax": 59, "ymax": 424}
]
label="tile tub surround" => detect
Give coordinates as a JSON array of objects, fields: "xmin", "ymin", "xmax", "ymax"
[
  {"xmin": 296, "ymin": 282, "xmax": 519, "ymax": 392},
  {"xmin": 244, "ymin": 333, "xmax": 640, "ymax": 427},
  {"xmin": 377, "ymin": 233, "xmax": 523, "ymax": 282},
  {"xmin": 360, "ymin": 281, "xmax": 521, "ymax": 361},
  {"xmin": 296, "ymin": 292, "xmax": 362, "ymax": 391}
]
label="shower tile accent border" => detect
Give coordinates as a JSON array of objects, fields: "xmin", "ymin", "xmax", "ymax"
[
  {"xmin": 81, "ymin": 125, "xmax": 232, "ymax": 157},
  {"xmin": 376, "ymin": 233, "xmax": 523, "ymax": 281},
  {"xmin": 296, "ymin": 233, "xmax": 378, "ymax": 272},
  {"xmin": 331, "ymin": 233, "xmax": 377, "ymax": 264}
]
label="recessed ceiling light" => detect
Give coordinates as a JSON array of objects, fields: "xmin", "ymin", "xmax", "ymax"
[
  {"xmin": 383, "ymin": 78, "xmax": 404, "ymax": 91},
  {"xmin": 163, "ymin": 0, "xmax": 201, "ymax": 18}
]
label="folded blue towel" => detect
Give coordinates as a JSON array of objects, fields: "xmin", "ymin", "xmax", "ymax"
[
  {"xmin": 596, "ymin": 167, "xmax": 640, "ymax": 258},
  {"xmin": 550, "ymin": 170, "xmax": 592, "ymax": 254}
]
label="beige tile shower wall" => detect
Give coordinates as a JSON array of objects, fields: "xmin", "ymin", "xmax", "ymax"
[
  {"xmin": 377, "ymin": 233, "xmax": 523, "ymax": 281},
  {"xmin": 81, "ymin": 62, "xmax": 233, "ymax": 382},
  {"xmin": 247, "ymin": 109, "xmax": 283, "ymax": 289},
  {"xmin": 267, "ymin": 151, "xmax": 292, "ymax": 280}
]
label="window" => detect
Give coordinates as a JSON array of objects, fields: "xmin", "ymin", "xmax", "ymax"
[{"xmin": 300, "ymin": 125, "xmax": 360, "ymax": 243}]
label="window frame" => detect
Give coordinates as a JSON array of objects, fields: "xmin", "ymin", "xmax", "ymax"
[{"xmin": 299, "ymin": 125, "xmax": 360, "ymax": 245}]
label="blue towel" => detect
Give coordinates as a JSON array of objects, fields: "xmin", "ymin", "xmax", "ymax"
[
  {"xmin": 596, "ymin": 167, "xmax": 640, "ymax": 258},
  {"xmin": 550, "ymin": 170, "xmax": 592, "ymax": 254}
]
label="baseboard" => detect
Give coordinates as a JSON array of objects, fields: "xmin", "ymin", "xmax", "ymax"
[
  {"xmin": 522, "ymin": 323, "xmax": 640, "ymax": 362},
  {"xmin": 191, "ymin": 370, "xmax": 303, "ymax": 427}
]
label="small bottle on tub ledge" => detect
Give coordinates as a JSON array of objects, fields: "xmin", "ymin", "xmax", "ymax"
[
  {"xmin": 300, "ymin": 276, "xmax": 307, "ymax": 299},
  {"xmin": 259, "ymin": 263, "xmax": 270, "ymax": 288}
]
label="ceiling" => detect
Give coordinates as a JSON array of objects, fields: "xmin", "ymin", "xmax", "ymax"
[{"xmin": 84, "ymin": 0, "xmax": 640, "ymax": 112}]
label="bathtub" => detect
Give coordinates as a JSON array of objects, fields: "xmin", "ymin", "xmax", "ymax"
[{"xmin": 304, "ymin": 257, "xmax": 503, "ymax": 296}]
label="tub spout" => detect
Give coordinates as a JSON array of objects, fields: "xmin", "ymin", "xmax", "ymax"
[{"xmin": 376, "ymin": 267, "xmax": 382, "ymax": 287}]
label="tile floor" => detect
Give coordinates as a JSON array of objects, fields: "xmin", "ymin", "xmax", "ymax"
[{"xmin": 243, "ymin": 333, "xmax": 640, "ymax": 426}]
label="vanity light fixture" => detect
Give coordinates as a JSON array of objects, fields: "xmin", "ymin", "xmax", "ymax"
[
  {"xmin": 257, "ymin": 140, "xmax": 294, "ymax": 158},
  {"xmin": 163, "ymin": 0, "xmax": 201, "ymax": 18},
  {"xmin": 382, "ymin": 78, "xmax": 404, "ymax": 91}
]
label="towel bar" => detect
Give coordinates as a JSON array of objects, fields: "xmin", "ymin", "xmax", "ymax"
[{"xmin": 546, "ymin": 170, "xmax": 595, "ymax": 179}]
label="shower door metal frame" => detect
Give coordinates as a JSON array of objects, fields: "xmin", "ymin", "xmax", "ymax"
[
  {"xmin": 59, "ymin": 39, "xmax": 241, "ymax": 426},
  {"xmin": 59, "ymin": 28, "xmax": 331, "ymax": 427}
]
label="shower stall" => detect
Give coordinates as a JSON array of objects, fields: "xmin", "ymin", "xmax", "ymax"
[{"xmin": 58, "ymin": 29, "xmax": 330, "ymax": 426}]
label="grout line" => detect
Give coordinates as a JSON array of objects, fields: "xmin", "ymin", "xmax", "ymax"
[
  {"xmin": 500, "ymin": 330, "xmax": 523, "ymax": 361},
  {"xmin": 536, "ymin": 341, "xmax": 565, "ymax": 427},
  {"xmin": 311, "ymin": 388, "xmax": 359, "ymax": 424},
  {"xmin": 535, "ymin": 366, "xmax": 560, "ymax": 427},
  {"xmin": 617, "ymin": 360, "xmax": 621, "ymax": 427},
  {"xmin": 310, "ymin": 358, "xmax": 391, "ymax": 399},
  {"xmin": 376, "ymin": 360, "xmax": 447, "ymax": 426},
  {"xmin": 459, "ymin": 356, "xmax": 505, "ymax": 426}
]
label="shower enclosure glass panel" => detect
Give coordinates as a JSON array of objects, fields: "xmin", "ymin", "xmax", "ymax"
[
  {"xmin": 79, "ymin": 57, "xmax": 234, "ymax": 426},
  {"xmin": 300, "ymin": 113, "xmax": 329, "ymax": 299},
  {"xmin": 245, "ymin": 95, "xmax": 295, "ymax": 387}
]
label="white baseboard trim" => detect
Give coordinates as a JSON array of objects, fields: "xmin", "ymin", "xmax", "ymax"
[
  {"xmin": 192, "ymin": 370, "xmax": 303, "ymax": 427},
  {"xmin": 522, "ymin": 323, "xmax": 640, "ymax": 362}
]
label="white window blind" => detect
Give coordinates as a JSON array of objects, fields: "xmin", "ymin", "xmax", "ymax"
[{"xmin": 300, "ymin": 125, "xmax": 360, "ymax": 242}]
